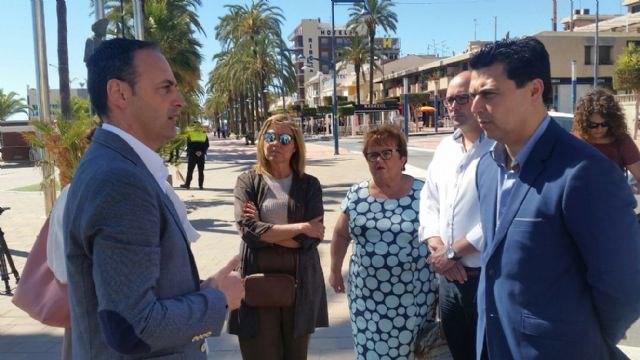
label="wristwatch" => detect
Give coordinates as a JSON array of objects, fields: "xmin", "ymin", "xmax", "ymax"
[{"xmin": 446, "ymin": 245, "xmax": 462, "ymax": 261}]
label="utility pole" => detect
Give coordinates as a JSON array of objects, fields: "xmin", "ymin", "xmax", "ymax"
[
  {"xmin": 552, "ymin": 0, "xmax": 558, "ymax": 31},
  {"xmin": 594, "ymin": 0, "xmax": 599, "ymax": 87},
  {"xmin": 474, "ymin": 18, "xmax": 477, "ymax": 40},
  {"xmin": 569, "ymin": 0, "xmax": 574, "ymax": 31},
  {"xmin": 494, "ymin": 16, "xmax": 497, "ymax": 42},
  {"xmin": 31, "ymin": 0, "xmax": 56, "ymax": 215}
]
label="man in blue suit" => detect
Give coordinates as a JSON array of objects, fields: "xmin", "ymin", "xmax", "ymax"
[
  {"xmin": 470, "ymin": 37, "xmax": 640, "ymax": 359},
  {"xmin": 64, "ymin": 39, "xmax": 244, "ymax": 359}
]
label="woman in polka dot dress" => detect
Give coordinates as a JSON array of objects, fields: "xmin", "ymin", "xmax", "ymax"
[{"xmin": 330, "ymin": 125, "xmax": 437, "ymax": 360}]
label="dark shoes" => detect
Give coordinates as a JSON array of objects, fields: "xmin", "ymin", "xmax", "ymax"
[{"xmin": 179, "ymin": 184, "xmax": 203, "ymax": 190}]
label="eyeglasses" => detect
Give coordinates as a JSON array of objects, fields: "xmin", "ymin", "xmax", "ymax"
[
  {"xmin": 264, "ymin": 132, "xmax": 293, "ymax": 145},
  {"xmin": 445, "ymin": 94, "xmax": 471, "ymax": 106},
  {"xmin": 365, "ymin": 148, "xmax": 398, "ymax": 162},
  {"xmin": 587, "ymin": 121, "xmax": 609, "ymax": 129}
]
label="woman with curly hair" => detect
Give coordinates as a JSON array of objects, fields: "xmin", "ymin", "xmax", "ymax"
[{"xmin": 572, "ymin": 88, "xmax": 640, "ymax": 188}]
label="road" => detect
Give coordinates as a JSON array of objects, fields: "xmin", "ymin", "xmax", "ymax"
[{"xmin": 320, "ymin": 136, "xmax": 436, "ymax": 174}]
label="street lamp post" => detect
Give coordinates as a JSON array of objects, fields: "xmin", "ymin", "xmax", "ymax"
[
  {"xmin": 331, "ymin": 0, "xmax": 366, "ymax": 155},
  {"xmin": 593, "ymin": 0, "xmax": 599, "ymax": 87}
]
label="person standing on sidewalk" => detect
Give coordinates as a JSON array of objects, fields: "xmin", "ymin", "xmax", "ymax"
[
  {"xmin": 330, "ymin": 125, "xmax": 435, "ymax": 360},
  {"xmin": 470, "ymin": 37, "xmax": 640, "ymax": 359},
  {"xmin": 180, "ymin": 122, "xmax": 209, "ymax": 190},
  {"xmin": 64, "ymin": 38, "xmax": 244, "ymax": 359},
  {"xmin": 419, "ymin": 71, "xmax": 494, "ymax": 360},
  {"xmin": 230, "ymin": 114, "xmax": 328, "ymax": 360}
]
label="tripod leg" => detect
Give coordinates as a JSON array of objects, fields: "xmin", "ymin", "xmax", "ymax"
[
  {"xmin": 0, "ymin": 229, "xmax": 15, "ymax": 295},
  {"xmin": 2, "ymin": 238, "xmax": 20, "ymax": 283},
  {"xmin": 0, "ymin": 252, "xmax": 11, "ymax": 295}
]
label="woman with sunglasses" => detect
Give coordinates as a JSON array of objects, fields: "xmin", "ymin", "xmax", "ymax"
[
  {"xmin": 572, "ymin": 88, "xmax": 640, "ymax": 191},
  {"xmin": 229, "ymin": 114, "xmax": 328, "ymax": 359},
  {"xmin": 329, "ymin": 125, "xmax": 435, "ymax": 360}
]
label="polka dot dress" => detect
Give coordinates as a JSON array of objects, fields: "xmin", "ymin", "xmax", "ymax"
[{"xmin": 341, "ymin": 179, "xmax": 436, "ymax": 360}]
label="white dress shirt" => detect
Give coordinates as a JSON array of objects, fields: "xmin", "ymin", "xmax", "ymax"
[{"xmin": 419, "ymin": 129, "xmax": 494, "ymax": 267}]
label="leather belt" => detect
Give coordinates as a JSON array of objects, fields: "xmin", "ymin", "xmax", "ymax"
[{"xmin": 464, "ymin": 267, "xmax": 481, "ymax": 278}]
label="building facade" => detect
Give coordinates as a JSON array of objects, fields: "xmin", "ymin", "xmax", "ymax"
[
  {"xmin": 27, "ymin": 87, "xmax": 89, "ymax": 120},
  {"xmin": 288, "ymin": 18, "xmax": 400, "ymax": 102}
]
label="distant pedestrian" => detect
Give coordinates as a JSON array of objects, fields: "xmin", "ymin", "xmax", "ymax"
[
  {"xmin": 180, "ymin": 123, "xmax": 209, "ymax": 190},
  {"xmin": 230, "ymin": 114, "xmax": 328, "ymax": 359},
  {"xmin": 470, "ymin": 37, "xmax": 640, "ymax": 359},
  {"xmin": 216, "ymin": 126, "xmax": 221, "ymax": 138},
  {"xmin": 330, "ymin": 125, "xmax": 435, "ymax": 360}
]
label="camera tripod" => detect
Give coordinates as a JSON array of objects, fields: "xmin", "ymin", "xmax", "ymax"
[{"xmin": 0, "ymin": 208, "xmax": 20, "ymax": 295}]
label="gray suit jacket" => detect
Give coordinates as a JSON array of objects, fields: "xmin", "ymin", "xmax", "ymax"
[{"xmin": 64, "ymin": 128, "xmax": 227, "ymax": 359}]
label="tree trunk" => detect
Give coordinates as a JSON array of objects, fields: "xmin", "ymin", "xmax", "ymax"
[
  {"xmin": 355, "ymin": 63, "xmax": 362, "ymax": 135},
  {"xmin": 57, "ymin": 0, "xmax": 71, "ymax": 120},
  {"xmin": 635, "ymin": 92, "xmax": 639, "ymax": 140},
  {"xmin": 368, "ymin": 27, "xmax": 375, "ymax": 105}
]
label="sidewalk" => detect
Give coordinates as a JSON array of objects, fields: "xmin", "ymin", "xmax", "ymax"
[
  {"xmin": 0, "ymin": 138, "xmax": 389, "ymax": 359},
  {"xmin": 1, "ymin": 136, "xmax": 640, "ymax": 359}
]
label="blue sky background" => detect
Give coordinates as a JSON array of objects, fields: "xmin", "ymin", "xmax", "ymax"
[{"xmin": 0, "ymin": 0, "xmax": 625, "ymax": 120}]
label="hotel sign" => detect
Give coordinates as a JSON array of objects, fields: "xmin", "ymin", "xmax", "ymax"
[{"xmin": 354, "ymin": 103, "xmax": 399, "ymax": 112}]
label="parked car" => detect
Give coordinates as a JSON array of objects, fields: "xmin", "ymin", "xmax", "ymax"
[{"xmin": 549, "ymin": 111, "xmax": 574, "ymax": 132}]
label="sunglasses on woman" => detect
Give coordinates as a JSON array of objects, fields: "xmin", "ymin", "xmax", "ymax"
[
  {"xmin": 264, "ymin": 132, "xmax": 293, "ymax": 145},
  {"xmin": 587, "ymin": 121, "xmax": 609, "ymax": 129}
]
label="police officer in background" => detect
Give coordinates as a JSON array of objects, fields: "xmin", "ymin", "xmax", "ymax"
[{"xmin": 180, "ymin": 123, "xmax": 209, "ymax": 190}]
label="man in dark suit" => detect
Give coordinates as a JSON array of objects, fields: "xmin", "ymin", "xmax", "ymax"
[
  {"xmin": 64, "ymin": 38, "xmax": 244, "ymax": 359},
  {"xmin": 470, "ymin": 37, "xmax": 640, "ymax": 359}
]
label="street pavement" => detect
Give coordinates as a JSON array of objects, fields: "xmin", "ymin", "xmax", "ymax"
[{"xmin": 0, "ymin": 132, "xmax": 639, "ymax": 359}]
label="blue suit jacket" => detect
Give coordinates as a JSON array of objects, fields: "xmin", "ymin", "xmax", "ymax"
[
  {"xmin": 476, "ymin": 120, "xmax": 640, "ymax": 359},
  {"xmin": 64, "ymin": 128, "xmax": 227, "ymax": 359}
]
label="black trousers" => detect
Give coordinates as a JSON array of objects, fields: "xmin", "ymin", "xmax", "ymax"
[
  {"xmin": 439, "ymin": 269, "xmax": 480, "ymax": 360},
  {"xmin": 184, "ymin": 154, "xmax": 205, "ymax": 188}
]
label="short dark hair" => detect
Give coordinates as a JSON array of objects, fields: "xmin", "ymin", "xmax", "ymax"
[
  {"xmin": 86, "ymin": 38, "xmax": 158, "ymax": 119},
  {"xmin": 470, "ymin": 37, "xmax": 552, "ymax": 105}
]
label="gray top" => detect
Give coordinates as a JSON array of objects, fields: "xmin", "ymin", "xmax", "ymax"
[{"xmin": 261, "ymin": 174, "xmax": 292, "ymax": 224}]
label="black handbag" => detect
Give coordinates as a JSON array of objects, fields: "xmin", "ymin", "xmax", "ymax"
[
  {"xmin": 243, "ymin": 247, "xmax": 298, "ymax": 308},
  {"xmin": 414, "ymin": 288, "xmax": 448, "ymax": 359},
  {"xmin": 244, "ymin": 273, "xmax": 296, "ymax": 307}
]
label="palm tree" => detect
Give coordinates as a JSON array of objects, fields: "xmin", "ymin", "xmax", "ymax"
[
  {"xmin": 338, "ymin": 35, "xmax": 381, "ymax": 106},
  {"xmin": 0, "ymin": 90, "xmax": 29, "ymax": 121},
  {"xmin": 210, "ymin": 0, "xmax": 288, "ymax": 142},
  {"xmin": 349, "ymin": 0, "xmax": 398, "ymax": 104},
  {"xmin": 56, "ymin": 0, "xmax": 71, "ymax": 120}
]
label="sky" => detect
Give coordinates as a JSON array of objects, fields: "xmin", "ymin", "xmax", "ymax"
[{"xmin": 0, "ymin": 0, "xmax": 626, "ymax": 120}]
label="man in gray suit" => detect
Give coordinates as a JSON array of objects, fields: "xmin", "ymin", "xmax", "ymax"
[{"xmin": 64, "ymin": 38, "xmax": 244, "ymax": 359}]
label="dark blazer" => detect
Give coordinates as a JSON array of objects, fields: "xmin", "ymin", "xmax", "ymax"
[
  {"xmin": 228, "ymin": 169, "xmax": 329, "ymax": 338},
  {"xmin": 476, "ymin": 120, "xmax": 640, "ymax": 359},
  {"xmin": 64, "ymin": 128, "xmax": 228, "ymax": 359}
]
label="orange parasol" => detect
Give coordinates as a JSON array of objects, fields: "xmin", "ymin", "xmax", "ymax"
[{"xmin": 419, "ymin": 106, "xmax": 436, "ymax": 113}]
